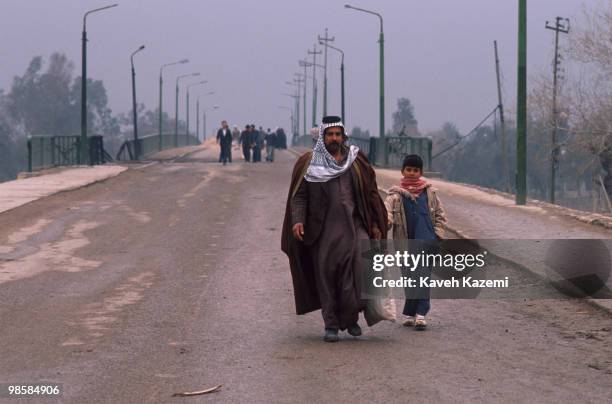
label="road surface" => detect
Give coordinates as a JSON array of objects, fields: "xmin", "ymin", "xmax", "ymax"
[{"xmin": 0, "ymin": 147, "xmax": 610, "ymax": 403}]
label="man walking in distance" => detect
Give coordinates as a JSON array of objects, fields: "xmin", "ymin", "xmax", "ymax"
[
  {"xmin": 281, "ymin": 116, "xmax": 388, "ymax": 342},
  {"xmin": 216, "ymin": 120, "xmax": 233, "ymax": 165},
  {"xmin": 239, "ymin": 125, "xmax": 251, "ymax": 162},
  {"xmin": 265, "ymin": 128, "xmax": 277, "ymax": 162}
]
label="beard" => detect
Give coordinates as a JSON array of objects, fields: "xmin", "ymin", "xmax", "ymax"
[{"xmin": 325, "ymin": 141, "xmax": 342, "ymax": 154}]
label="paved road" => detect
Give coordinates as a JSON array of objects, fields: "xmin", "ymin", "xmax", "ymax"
[{"xmin": 0, "ymin": 147, "xmax": 610, "ymax": 403}]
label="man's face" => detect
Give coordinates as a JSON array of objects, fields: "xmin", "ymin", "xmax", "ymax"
[
  {"xmin": 222, "ymin": 121, "xmax": 228, "ymax": 129},
  {"xmin": 323, "ymin": 127, "xmax": 344, "ymax": 154}
]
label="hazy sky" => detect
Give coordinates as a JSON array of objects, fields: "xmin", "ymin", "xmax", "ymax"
[{"xmin": 0, "ymin": 0, "xmax": 592, "ymax": 135}]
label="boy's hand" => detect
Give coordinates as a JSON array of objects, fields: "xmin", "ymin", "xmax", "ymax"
[{"xmin": 293, "ymin": 223, "xmax": 305, "ymax": 241}]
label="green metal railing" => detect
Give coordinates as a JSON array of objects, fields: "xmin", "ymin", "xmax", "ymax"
[
  {"xmin": 293, "ymin": 134, "xmax": 432, "ymax": 170},
  {"xmin": 375, "ymin": 136, "xmax": 432, "ymax": 170},
  {"xmin": 27, "ymin": 135, "xmax": 110, "ymax": 172},
  {"xmin": 116, "ymin": 133, "xmax": 201, "ymax": 161}
]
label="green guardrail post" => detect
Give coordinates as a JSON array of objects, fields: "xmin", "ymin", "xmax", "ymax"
[
  {"xmin": 27, "ymin": 136, "xmax": 32, "ymax": 172},
  {"xmin": 383, "ymin": 137, "xmax": 389, "ymax": 167},
  {"xmin": 51, "ymin": 136, "xmax": 56, "ymax": 166}
]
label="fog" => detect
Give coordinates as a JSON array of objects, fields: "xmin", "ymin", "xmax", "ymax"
[{"xmin": 0, "ymin": 0, "xmax": 588, "ymax": 134}]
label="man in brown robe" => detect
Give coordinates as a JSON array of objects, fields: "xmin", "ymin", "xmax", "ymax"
[{"xmin": 281, "ymin": 116, "xmax": 388, "ymax": 342}]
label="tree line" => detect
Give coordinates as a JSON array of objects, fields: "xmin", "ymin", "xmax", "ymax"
[{"xmin": 0, "ymin": 52, "xmax": 186, "ymax": 182}]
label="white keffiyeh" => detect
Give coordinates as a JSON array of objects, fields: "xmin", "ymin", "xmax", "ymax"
[{"xmin": 304, "ymin": 123, "xmax": 359, "ymax": 183}]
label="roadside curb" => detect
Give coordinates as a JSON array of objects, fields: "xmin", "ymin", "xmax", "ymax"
[
  {"xmin": 0, "ymin": 145, "xmax": 209, "ymax": 216},
  {"xmin": 435, "ymin": 178, "xmax": 612, "ymax": 231},
  {"xmin": 0, "ymin": 166, "xmax": 128, "ymax": 216}
]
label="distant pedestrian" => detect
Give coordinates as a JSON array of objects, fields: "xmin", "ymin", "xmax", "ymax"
[
  {"xmin": 240, "ymin": 125, "xmax": 251, "ymax": 162},
  {"xmin": 265, "ymin": 128, "xmax": 277, "ymax": 162},
  {"xmin": 232, "ymin": 125, "xmax": 240, "ymax": 143},
  {"xmin": 216, "ymin": 120, "xmax": 233, "ymax": 165},
  {"xmin": 276, "ymin": 127, "xmax": 287, "ymax": 149},
  {"xmin": 383, "ymin": 154, "xmax": 447, "ymax": 330},
  {"xmin": 252, "ymin": 125, "xmax": 262, "ymax": 163}
]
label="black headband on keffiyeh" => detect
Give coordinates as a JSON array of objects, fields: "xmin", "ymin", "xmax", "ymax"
[
  {"xmin": 319, "ymin": 115, "xmax": 346, "ymax": 136},
  {"xmin": 304, "ymin": 116, "xmax": 359, "ymax": 183}
]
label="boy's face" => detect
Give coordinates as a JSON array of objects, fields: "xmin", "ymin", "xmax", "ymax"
[{"xmin": 402, "ymin": 166, "xmax": 422, "ymax": 179}]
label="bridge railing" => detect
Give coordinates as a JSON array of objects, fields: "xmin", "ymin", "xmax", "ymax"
[
  {"xmin": 349, "ymin": 136, "xmax": 431, "ymax": 170},
  {"xmin": 292, "ymin": 134, "xmax": 432, "ymax": 170},
  {"xmin": 293, "ymin": 135, "xmax": 316, "ymax": 148},
  {"xmin": 115, "ymin": 133, "xmax": 201, "ymax": 161},
  {"xmin": 27, "ymin": 135, "xmax": 111, "ymax": 172},
  {"xmin": 374, "ymin": 136, "xmax": 433, "ymax": 171}
]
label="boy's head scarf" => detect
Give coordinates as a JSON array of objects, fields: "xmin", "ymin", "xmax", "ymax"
[{"xmin": 304, "ymin": 116, "xmax": 359, "ymax": 183}]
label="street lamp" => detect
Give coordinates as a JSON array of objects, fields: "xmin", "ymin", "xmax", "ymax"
[
  {"xmin": 196, "ymin": 91, "xmax": 215, "ymax": 141},
  {"xmin": 130, "ymin": 45, "xmax": 145, "ymax": 159},
  {"xmin": 81, "ymin": 3, "xmax": 118, "ymax": 165},
  {"xmin": 345, "ymin": 4, "xmax": 385, "ymax": 138},
  {"xmin": 186, "ymin": 80, "xmax": 207, "ymax": 145},
  {"xmin": 299, "ymin": 59, "xmax": 313, "ymax": 136},
  {"xmin": 307, "ymin": 45, "xmax": 324, "ymax": 128},
  {"xmin": 159, "ymin": 59, "xmax": 188, "ymax": 150},
  {"xmin": 283, "ymin": 93, "xmax": 299, "ymax": 137},
  {"xmin": 321, "ymin": 42, "xmax": 345, "ymax": 123},
  {"xmin": 294, "ymin": 73, "xmax": 306, "ymax": 137},
  {"xmin": 203, "ymin": 105, "xmax": 220, "ymax": 141},
  {"xmin": 175, "ymin": 72, "xmax": 200, "ymax": 146},
  {"xmin": 318, "ymin": 28, "xmax": 335, "ymax": 117},
  {"xmin": 286, "ymin": 80, "xmax": 301, "ymax": 139}
]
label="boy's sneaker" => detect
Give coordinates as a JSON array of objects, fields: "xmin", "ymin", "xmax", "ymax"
[
  {"xmin": 402, "ymin": 316, "xmax": 416, "ymax": 327},
  {"xmin": 415, "ymin": 315, "xmax": 427, "ymax": 331}
]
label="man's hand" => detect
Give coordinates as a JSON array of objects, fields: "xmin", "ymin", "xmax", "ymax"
[
  {"xmin": 292, "ymin": 223, "xmax": 305, "ymax": 241},
  {"xmin": 371, "ymin": 226, "xmax": 382, "ymax": 240}
]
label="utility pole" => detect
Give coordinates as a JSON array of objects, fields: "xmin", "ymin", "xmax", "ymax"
[
  {"xmin": 186, "ymin": 90, "xmax": 189, "ymax": 144},
  {"xmin": 308, "ymin": 44, "xmax": 322, "ymax": 128},
  {"xmin": 494, "ymin": 41, "xmax": 510, "ymax": 193},
  {"xmin": 299, "ymin": 59, "xmax": 311, "ymax": 135},
  {"xmin": 293, "ymin": 75, "xmax": 305, "ymax": 137},
  {"xmin": 283, "ymin": 93, "xmax": 299, "ymax": 138},
  {"xmin": 516, "ymin": 0, "xmax": 527, "ymax": 205},
  {"xmin": 318, "ymin": 28, "xmax": 335, "ymax": 117},
  {"xmin": 546, "ymin": 17, "xmax": 570, "ymax": 204},
  {"xmin": 196, "ymin": 98, "xmax": 199, "ymax": 141}
]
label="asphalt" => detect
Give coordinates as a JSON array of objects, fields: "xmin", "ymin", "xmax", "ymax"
[{"xmin": 0, "ymin": 146, "xmax": 610, "ymax": 403}]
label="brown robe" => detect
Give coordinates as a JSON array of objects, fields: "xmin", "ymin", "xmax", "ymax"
[{"xmin": 281, "ymin": 149, "xmax": 388, "ymax": 318}]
